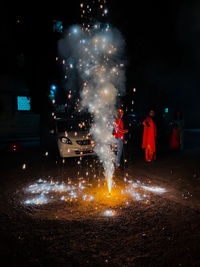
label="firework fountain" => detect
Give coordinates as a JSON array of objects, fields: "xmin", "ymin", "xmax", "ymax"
[
  {"xmin": 58, "ymin": 1, "xmax": 126, "ymax": 194},
  {"xmin": 20, "ymin": 1, "xmax": 167, "ymax": 217}
]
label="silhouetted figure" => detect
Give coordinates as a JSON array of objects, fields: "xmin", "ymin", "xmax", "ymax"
[
  {"xmin": 169, "ymin": 123, "xmax": 180, "ymax": 150},
  {"xmin": 175, "ymin": 111, "xmax": 184, "ymax": 150}
]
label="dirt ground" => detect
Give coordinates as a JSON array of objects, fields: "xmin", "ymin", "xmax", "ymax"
[{"xmin": 0, "ymin": 142, "xmax": 200, "ymax": 267}]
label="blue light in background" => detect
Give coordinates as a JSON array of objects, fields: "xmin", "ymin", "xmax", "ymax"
[
  {"xmin": 71, "ymin": 26, "xmax": 80, "ymax": 34},
  {"xmin": 17, "ymin": 96, "xmax": 31, "ymax": 111},
  {"xmin": 53, "ymin": 20, "xmax": 63, "ymax": 33},
  {"xmin": 164, "ymin": 108, "xmax": 169, "ymax": 113},
  {"xmin": 81, "ymin": 39, "xmax": 86, "ymax": 44},
  {"xmin": 73, "ymin": 28, "xmax": 78, "ymax": 34},
  {"xmin": 50, "ymin": 84, "xmax": 57, "ymax": 91}
]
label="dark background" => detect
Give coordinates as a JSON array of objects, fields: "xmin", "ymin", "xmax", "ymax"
[{"xmin": 1, "ymin": 0, "xmax": 200, "ymax": 128}]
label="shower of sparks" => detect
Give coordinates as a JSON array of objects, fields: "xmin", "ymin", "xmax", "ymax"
[
  {"xmin": 141, "ymin": 186, "xmax": 166, "ymax": 193},
  {"xmin": 103, "ymin": 209, "xmax": 116, "ymax": 216},
  {"xmin": 58, "ymin": 1, "xmax": 126, "ymax": 193},
  {"xmin": 22, "ymin": 177, "xmax": 167, "ymax": 217}
]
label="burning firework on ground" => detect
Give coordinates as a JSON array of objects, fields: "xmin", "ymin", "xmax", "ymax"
[
  {"xmin": 17, "ymin": 2, "xmax": 168, "ymax": 219},
  {"xmin": 58, "ymin": 0, "xmax": 126, "ymax": 194}
]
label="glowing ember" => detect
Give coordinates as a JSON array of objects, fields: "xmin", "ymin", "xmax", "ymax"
[
  {"xmin": 22, "ymin": 163, "xmax": 26, "ymax": 170},
  {"xmin": 103, "ymin": 209, "xmax": 115, "ymax": 217}
]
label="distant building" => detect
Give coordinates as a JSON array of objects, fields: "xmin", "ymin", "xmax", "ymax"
[
  {"xmin": 0, "ymin": 74, "xmax": 40, "ymax": 140},
  {"xmin": 0, "ymin": 8, "xmax": 40, "ymax": 142}
]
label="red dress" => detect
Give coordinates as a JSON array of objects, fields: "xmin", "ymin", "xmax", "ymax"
[
  {"xmin": 169, "ymin": 128, "xmax": 179, "ymax": 150},
  {"xmin": 142, "ymin": 116, "xmax": 157, "ymax": 161}
]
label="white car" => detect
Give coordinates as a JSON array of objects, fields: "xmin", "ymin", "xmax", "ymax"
[{"xmin": 54, "ymin": 118, "xmax": 95, "ymax": 158}]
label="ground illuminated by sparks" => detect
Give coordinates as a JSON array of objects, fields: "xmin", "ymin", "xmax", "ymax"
[{"xmin": 21, "ymin": 176, "xmax": 166, "ymax": 219}]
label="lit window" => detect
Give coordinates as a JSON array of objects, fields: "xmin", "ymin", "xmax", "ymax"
[
  {"xmin": 53, "ymin": 20, "xmax": 63, "ymax": 33},
  {"xmin": 17, "ymin": 96, "xmax": 31, "ymax": 111}
]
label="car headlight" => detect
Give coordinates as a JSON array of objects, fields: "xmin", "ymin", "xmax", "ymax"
[{"xmin": 59, "ymin": 137, "xmax": 72, "ymax": 145}]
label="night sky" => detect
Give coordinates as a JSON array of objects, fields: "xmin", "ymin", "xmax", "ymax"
[{"xmin": 1, "ymin": 0, "xmax": 200, "ymax": 127}]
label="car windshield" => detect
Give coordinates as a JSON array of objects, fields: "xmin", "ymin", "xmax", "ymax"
[{"xmin": 56, "ymin": 119, "xmax": 91, "ymax": 133}]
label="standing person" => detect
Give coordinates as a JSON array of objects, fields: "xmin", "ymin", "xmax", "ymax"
[
  {"xmin": 169, "ymin": 123, "xmax": 180, "ymax": 150},
  {"xmin": 114, "ymin": 109, "xmax": 128, "ymax": 170},
  {"xmin": 175, "ymin": 111, "xmax": 184, "ymax": 150},
  {"xmin": 142, "ymin": 109, "xmax": 157, "ymax": 162}
]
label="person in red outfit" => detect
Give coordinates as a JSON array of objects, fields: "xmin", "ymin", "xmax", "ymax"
[
  {"xmin": 142, "ymin": 109, "xmax": 157, "ymax": 162},
  {"xmin": 114, "ymin": 109, "xmax": 128, "ymax": 170},
  {"xmin": 169, "ymin": 123, "xmax": 180, "ymax": 150}
]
